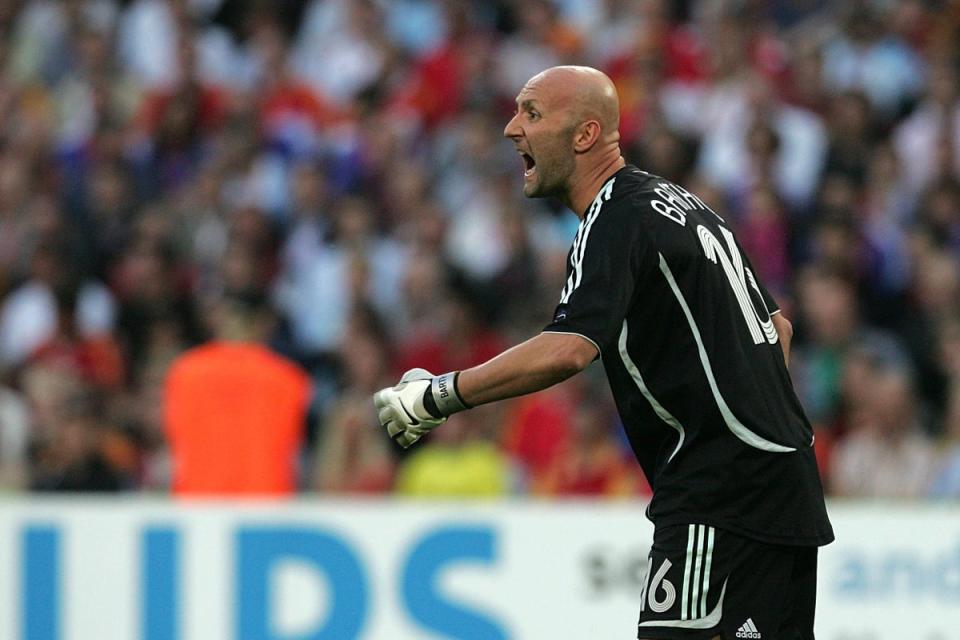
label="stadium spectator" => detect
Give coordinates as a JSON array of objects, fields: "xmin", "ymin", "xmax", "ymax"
[
  {"xmin": 915, "ymin": 178, "xmax": 960, "ymax": 255},
  {"xmin": 29, "ymin": 284, "xmax": 125, "ymax": 391},
  {"xmin": 0, "ymin": 237, "xmax": 116, "ymax": 371},
  {"xmin": 279, "ymin": 160, "xmax": 331, "ymax": 274},
  {"xmin": 312, "ymin": 395, "xmax": 395, "ymax": 494},
  {"xmin": 696, "ymin": 71, "xmax": 827, "ymax": 209},
  {"xmin": 164, "ymin": 291, "xmax": 310, "ymax": 496},
  {"xmin": 533, "ymin": 400, "xmax": 648, "ymax": 498},
  {"xmin": 856, "ymin": 143, "xmax": 914, "ymax": 316},
  {"xmin": 395, "ymin": 409, "xmax": 514, "ymax": 498},
  {"xmin": 930, "ymin": 319, "xmax": 960, "ymax": 496},
  {"xmin": 311, "ymin": 305, "xmax": 397, "ymax": 493},
  {"xmin": 116, "ymin": 0, "xmax": 183, "ymax": 91},
  {"xmin": 493, "ymin": 0, "xmax": 576, "ymax": 101},
  {"xmin": 820, "ymin": 4, "xmax": 924, "ymax": 118},
  {"xmin": 791, "ymin": 266, "xmax": 860, "ymax": 428},
  {"xmin": 30, "ymin": 392, "xmax": 135, "ymax": 492},
  {"xmin": 276, "ymin": 195, "xmax": 405, "ymax": 357},
  {"xmin": 292, "ymin": 0, "xmax": 392, "ymax": 106},
  {"xmin": 830, "ymin": 335, "xmax": 936, "ymax": 498},
  {"xmin": 0, "ymin": 151, "xmax": 35, "ymax": 290},
  {"xmin": 735, "ymin": 182, "xmax": 790, "ymax": 293},
  {"xmin": 501, "ymin": 382, "xmax": 576, "ymax": 487},
  {"xmin": 0, "ymin": 376, "xmax": 29, "ymax": 489},
  {"xmin": 112, "ymin": 232, "xmax": 200, "ymax": 385},
  {"xmin": 822, "ymin": 91, "xmax": 876, "ymax": 205},
  {"xmin": 930, "ymin": 382, "xmax": 960, "ymax": 497},
  {"xmin": 894, "ymin": 61, "xmax": 960, "ymax": 193},
  {"xmin": 249, "ymin": 24, "xmax": 339, "ymax": 169}
]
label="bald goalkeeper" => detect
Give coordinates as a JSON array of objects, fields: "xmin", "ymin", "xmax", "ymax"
[{"xmin": 375, "ymin": 66, "xmax": 833, "ymax": 639}]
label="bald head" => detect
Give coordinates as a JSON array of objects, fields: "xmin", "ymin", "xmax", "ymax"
[
  {"xmin": 503, "ymin": 65, "xmax": 625, "ymax": 212},
  {"xmin": 526, "ymin": 66, "xmax": 620, "ymax": 135}
]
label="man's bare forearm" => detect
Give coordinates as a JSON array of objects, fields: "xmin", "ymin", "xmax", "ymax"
[{"xmin": 457, "ymin": 332, "xmax": 599, "ymax": 406}]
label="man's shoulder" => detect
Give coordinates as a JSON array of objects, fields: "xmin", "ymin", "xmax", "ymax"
[
  {"xmin": 593, "ymin": 166, "xmax": 656, "ymax": 218},
  {"xmin": 610, "ymin": 165, "xmax": 659, "ymax": 196},
  {"xmin": 597, "ymin": 168, "xmax": 689, "ymax": 234},
  {"xmin": 591, "ymin": 167, "xmax": 724, "ymax": 243},
  {"xmin": 609, "ymin": 167, "xmax": 697, "ymax": 213},
  {"xmin": 616, "ymin": 170, "xmax": 703, "ymax": 203}
]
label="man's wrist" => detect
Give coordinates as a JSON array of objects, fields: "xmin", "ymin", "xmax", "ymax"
[{"xmin": 422, "ymin": 371, "xmax": 471, "ymax": 418}]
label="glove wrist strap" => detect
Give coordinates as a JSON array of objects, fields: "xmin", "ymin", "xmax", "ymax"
[{"xmin": 430, "ymin": 371, "xmax": 471, "ymax": 416}]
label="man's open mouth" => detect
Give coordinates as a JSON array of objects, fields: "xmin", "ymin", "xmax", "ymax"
[{"xmin": 520, "ymin": 151, "xmax": 536, "ymax": 177}]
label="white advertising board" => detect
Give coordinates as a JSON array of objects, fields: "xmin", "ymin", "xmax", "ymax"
[{"xmin": 0, "ymin": 499, "xmax": 957, "ymax": 639}]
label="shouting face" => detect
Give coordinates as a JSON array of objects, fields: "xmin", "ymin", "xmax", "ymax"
[{"xmin": 503, "ymin": 73, "xmax": 578, "ymax": 199}]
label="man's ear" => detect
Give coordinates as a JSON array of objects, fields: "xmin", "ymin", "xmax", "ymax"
[{"xmin": 573, "ymin": 120, "xmax": 602, "ymax": 153}]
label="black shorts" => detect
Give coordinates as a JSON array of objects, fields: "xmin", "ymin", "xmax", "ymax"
[{"xmin": 636, "ymin": 524, "xmax": 818, "ymax": 640}]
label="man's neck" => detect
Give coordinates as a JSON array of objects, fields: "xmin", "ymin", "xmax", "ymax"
[{"xmin": 564, "ymin": 153, "xmax": 626, "ymax": 218}]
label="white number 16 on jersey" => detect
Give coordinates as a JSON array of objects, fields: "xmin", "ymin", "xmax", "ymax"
[{"xmin": 697, "ymin": 225, "xmax": 778, "ymax": 346}]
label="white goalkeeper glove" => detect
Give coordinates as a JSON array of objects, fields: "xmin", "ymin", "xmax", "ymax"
[{"xmin": 373, "ymin": 368, "xmax": 471, "ymax": 448}]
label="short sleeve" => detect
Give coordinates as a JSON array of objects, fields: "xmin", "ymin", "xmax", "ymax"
[
  {"xmin": 741, "ymin": 247, "xmax": 780, "ymax": 315},
  {"xmin": 543, "ymin": 194, "xmax": 653, "ymax": 352},
  {"xmin": 760, "ymin": 283, "xmax": 781, "ymax": 315},
  {"xmin": 735, "ymin": 234, "xmax": 781, "ymax": 317}
]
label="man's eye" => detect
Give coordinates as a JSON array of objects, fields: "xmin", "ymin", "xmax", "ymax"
[{"xmin": 527, "ymin": 111, "xmax": 540, "ymax": 120}]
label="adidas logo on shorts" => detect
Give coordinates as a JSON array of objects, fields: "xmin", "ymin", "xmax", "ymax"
[{"xmin": 735, "ymin": 618, "xmax": 761, "ymax": 639}]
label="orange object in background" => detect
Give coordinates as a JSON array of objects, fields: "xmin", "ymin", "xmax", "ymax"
[{"xmin": 164, "ymin": 342, "xmax": 310, "ymax": 496}]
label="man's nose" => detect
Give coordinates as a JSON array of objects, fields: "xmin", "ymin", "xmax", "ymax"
[{"xmin": 503, "ymin": 113, "xmax": 521, "ymax": 139}]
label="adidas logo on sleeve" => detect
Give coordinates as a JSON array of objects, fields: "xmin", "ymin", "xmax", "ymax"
[{"xmin": 735, "ymin": 618, "xmax": 761, "ymax": 638}]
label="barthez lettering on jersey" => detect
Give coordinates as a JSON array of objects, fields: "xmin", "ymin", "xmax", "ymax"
[{"xmin": 649, "ymin": 180, "xmax": 715, "ymax": 226}]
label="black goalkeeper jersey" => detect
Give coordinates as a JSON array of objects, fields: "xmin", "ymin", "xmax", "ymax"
[{"xmin": 544, "ymin": 165, "xmax": 834, "ymax": 547}]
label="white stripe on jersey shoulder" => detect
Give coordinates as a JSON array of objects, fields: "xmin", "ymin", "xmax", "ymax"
[
  {"xmin": 541, "ymin": 330, "xmax": 602, "ymax": 358},
  {"xmin": 618, "ymin": 320, "xmax": 684, "ymax": 462},
  {"xmin": 657, "ymin": 252, "xmax": 796, "ymax": 453},
  {"xmin": 573, "ymin": 179, "xmax": 613, "ymax": 287},
  {"xmin": 560, "ymin": 211, "xmax": 591, "ymax": 303},
  {"xmin": 560, "ymin": 181, "xmax": 610, "ymax": 303},
  {"xmin": 559, "ymin": 177, "xmax": 616, "ymax": 304}
]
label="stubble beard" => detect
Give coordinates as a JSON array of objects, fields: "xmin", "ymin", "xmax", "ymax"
[{"xmin": 523, "ymin": 148, "xmax": 576, "ymax": 200}]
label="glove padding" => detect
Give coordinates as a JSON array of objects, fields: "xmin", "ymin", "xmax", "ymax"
[{"xmin": 373, "ymin": 368, "xmax": 446, "ymax": 448}]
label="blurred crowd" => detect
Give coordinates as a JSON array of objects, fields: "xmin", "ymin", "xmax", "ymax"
[{"xmin": 0, "ymin": 0, "xmax": 959, "ymax": 499}]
